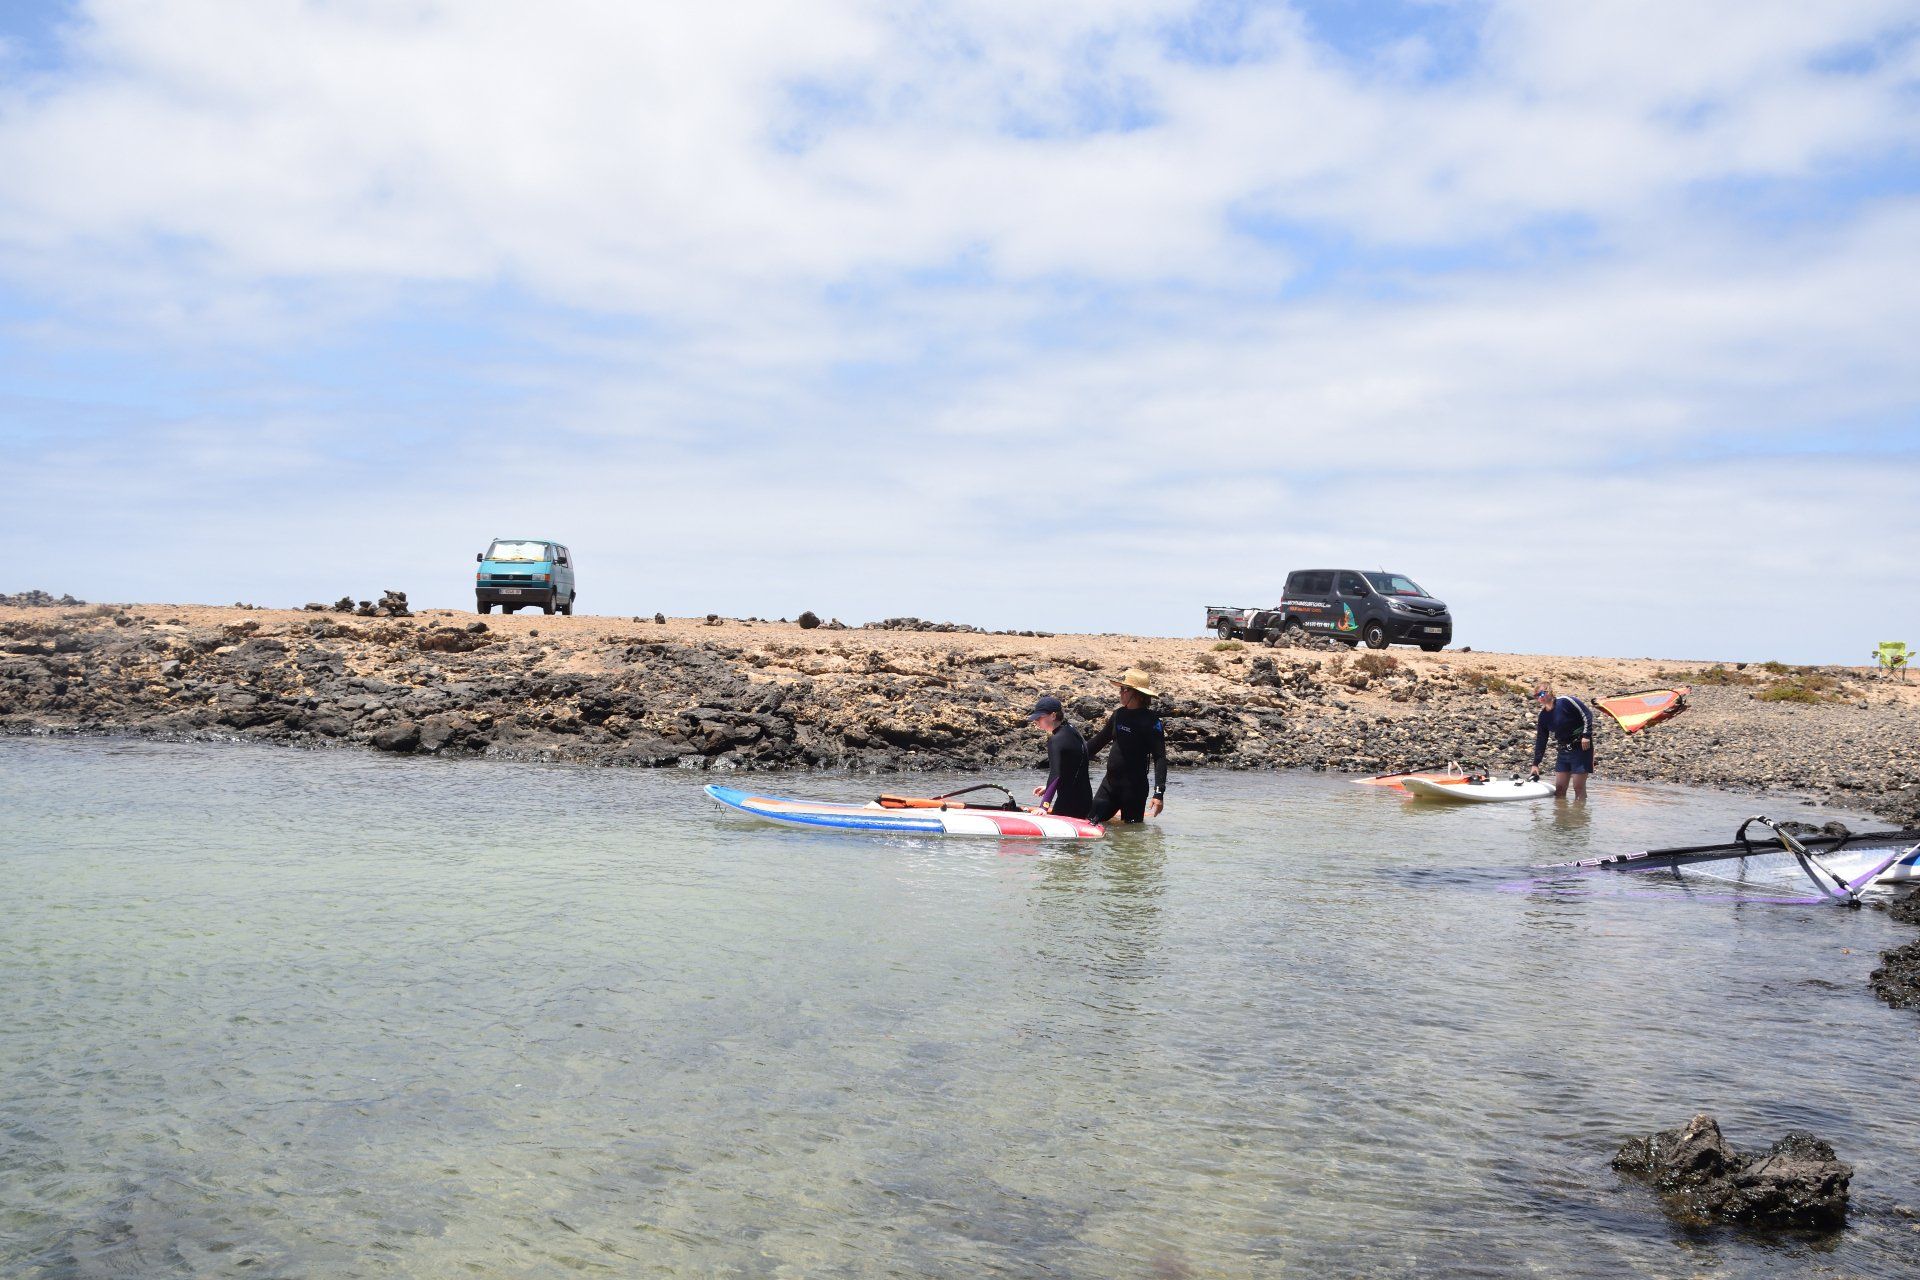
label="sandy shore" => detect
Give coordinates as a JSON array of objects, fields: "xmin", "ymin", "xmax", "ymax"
[{"xmin": 4, "ymin": 601, "xmax": 1918, "ymax": 824}]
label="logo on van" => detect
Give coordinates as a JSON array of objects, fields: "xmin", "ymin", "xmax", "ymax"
[{"xmin": 1337, "ymin": 603, "xmax": 1357, "ymax": 632}]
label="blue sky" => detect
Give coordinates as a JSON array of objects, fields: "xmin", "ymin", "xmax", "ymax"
[{"xmin": 2, "ymin": 0, "xmax": 1918, "ymax": 662}]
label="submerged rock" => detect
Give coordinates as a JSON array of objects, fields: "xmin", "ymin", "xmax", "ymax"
[
  {"xmin": 1870, "ymin": 939, "xmax": 1920, "ymax": 1009},
  {"xmin": 1612, "ymin": 1114, "xmax": 1851, "ymax": 1230}
]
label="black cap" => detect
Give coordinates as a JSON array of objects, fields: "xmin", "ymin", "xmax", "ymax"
[{"xmin": 1027, "ymin": 695, "xmax": 1064, "ymax": 722}]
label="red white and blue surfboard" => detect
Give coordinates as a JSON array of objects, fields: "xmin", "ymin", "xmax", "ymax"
[{"xmin": 704, "ymin": 785, "xmax": 1105, "ymax": 839}]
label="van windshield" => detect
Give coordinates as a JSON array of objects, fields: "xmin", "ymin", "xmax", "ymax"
[
  {"xmin": 485, "ymin": 541, "xmax": 549, "ymax": 563},
  {"xmin": 1364, "ymin": 573, "xmax": 1427, "ymax": 596}
]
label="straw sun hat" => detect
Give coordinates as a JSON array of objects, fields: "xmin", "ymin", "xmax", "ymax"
[{"xmin": 1111, "ymin": 668, "xmax": 1160, "ymax": 698}]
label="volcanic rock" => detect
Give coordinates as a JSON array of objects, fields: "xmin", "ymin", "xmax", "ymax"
[{"xmin": 1612, "ymin": 1114, "xmax": 1851, "ymax": 1230}]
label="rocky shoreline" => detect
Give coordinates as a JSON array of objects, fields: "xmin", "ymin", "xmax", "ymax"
[{"xmin": 3, "ymin": 601, "xmax": 1919, "ymax": 826}]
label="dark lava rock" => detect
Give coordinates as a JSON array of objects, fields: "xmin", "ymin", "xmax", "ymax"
[
  {"xmin": 1612, "ymin": 1114, "xmax": 1851, "ymax": 1230},
  {"xmin": 1870, "ymin": 939, "xmax": 1920, "ymax": 1009},
  {"xmin": 798, "ymin": 610, "xmax": 821, "ymax": 629},
  {"xmin": 1885, "ymin": 888, "xmax": 1920, "ymax": 928},
  {"xmin": 863, "ymin": 617, "xmax": 981, "ymax": 633},
  {"xmin": 371, "ymin": 721, "xmax": 421, "ymax": 753},
  {"xmin": 418, "ymin": 627, "xmax": 491, "ymax": 653},
  {"xmin": 0, "ymin": 590, "xmax": 87, "ymax": 607}
]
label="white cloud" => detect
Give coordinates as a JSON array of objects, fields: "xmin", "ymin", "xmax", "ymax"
[{"xmin": 0, "ymin": 0, "xmax": 1916, "ymax": 660}]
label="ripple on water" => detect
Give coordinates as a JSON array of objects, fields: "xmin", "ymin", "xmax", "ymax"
[{"xmin": 2, "ymin": 738, "xmax": 1918, "ymax": 1278}]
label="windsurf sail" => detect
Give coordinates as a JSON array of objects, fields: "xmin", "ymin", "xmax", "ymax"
[
  {"xmin": 1541, "ymin": 818, "xmax": 1920, "ymax": 905},
  {"xmin": 1594, "ymin": 686, "xmax": 1689, "ymax": 734}
]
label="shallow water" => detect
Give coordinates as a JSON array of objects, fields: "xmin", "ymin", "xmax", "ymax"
[{"xmin": 2, "ymin": 737, "xmax": 1916, "ymax": 1279}]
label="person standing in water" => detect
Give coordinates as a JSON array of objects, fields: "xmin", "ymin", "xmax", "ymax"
[
  {"xmin": 1529, "ymin": 680, "xmax": 1595, "ymax": 800},
  {"xmin": 1085, "ymin": 669, "xmax": 1168, "ymax": 824},
  {"xmin": 1027, "ymin": 695, "xmax": 1092, "ymax": 820}
]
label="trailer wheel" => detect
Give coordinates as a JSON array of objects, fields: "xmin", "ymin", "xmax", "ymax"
[{"xmin": 1216, "ymin": 622, "xmax": 1235, "ymax": 640}]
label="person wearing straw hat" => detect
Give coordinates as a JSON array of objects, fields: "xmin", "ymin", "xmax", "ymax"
[{"xmin": 1085, "ymin": 668, "xmax": 1169, "ymax": 824}]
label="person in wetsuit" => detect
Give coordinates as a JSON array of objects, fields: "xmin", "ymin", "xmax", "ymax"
[
  {"xmin": 1027, "ymin": 695, "xmax": 1092, "ymax": 820},
  {"xmin": 1085, "ymin": 669, "xmax": 1168, "ymax": 824},
  {"xmin": 1529, "ymin": 680, "xmax": 1595, "ymax": 800}
]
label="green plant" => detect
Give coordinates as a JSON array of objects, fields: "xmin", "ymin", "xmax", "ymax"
[
  {"xmin": 1757, "ymin": 673, "xmax": 1845, "ymax": 704},
  {"xmin": 1212, "ymin": 639, "xmax": 1245, "ymax": 652},
  {"xmin": 1193, "ymin": 653, "xmax": 1219, "ymax": 674},
  {"xmin": 1757, "ymin": 660, "xmax": 1794, "ymax": 676}
]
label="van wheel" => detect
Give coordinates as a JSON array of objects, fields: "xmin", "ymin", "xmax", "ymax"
[
  {"xmin": 478, "ymin": 602, "xmax": 493, "ymax": 614},
  {"xmin": 1420, "ymin": 643, "xmax": 1444, "ymax": 652},
  {"xmin": 1363, "ymin": 621, "xmax": 1389, "ymax": 649},
  {"xmin": 559, "ymin": 596, "xmax": 573, "ymax": 616},
  {"xmin": 541, "ymin": 600, "xmax": 556, "ymax": 616}
]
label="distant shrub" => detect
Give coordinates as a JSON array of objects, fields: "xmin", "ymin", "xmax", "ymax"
[
  {"xmin": 1193, "ymin": 653, "xmax": 1219, "ymax": 673},
  {"xmin": 1137, "ymin": 657, "xmax": 1165, "ymax": 673},
  {"xmin": 1690, "ymin": 664, "xmax": 1755, "ymax": 686},
  {"xmin": 1461, "ymin": 669, "xmax": 1527, "ymax": 697},
  {"xmin": 1354, "ymin": 652, "xmax": 1399, "ymax": 676},
  {"xmin": 1758, "ymin": 660, "xmax": 1794, "ymax": 675},
  {"xmin": 1212, "ymin": 639, "xmax": 1245, "ymax": 652},
  {"xmin": 1758, "ymin": 672, "xmax": 1846, "ymax": 704}
]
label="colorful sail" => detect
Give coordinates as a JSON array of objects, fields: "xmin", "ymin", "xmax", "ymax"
[{"xmin": 1595, "ymin": 686, "xmax": 1689, "ymax": 734}]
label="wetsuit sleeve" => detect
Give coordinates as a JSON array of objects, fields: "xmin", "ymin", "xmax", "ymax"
[
  {"xmin": 1577, "ymin": 698, "xmax": 1594, "ymax": 741},
  {"xmin": 1532, "ymin": 708, "xmax": 1551, "ymax": 767},
  {"xmin": 1151, "ymin": 718, "xmax": 1168, "ymax": 796},
  {"xmin": 1040, "ymin": 731, "xmax": 1063, "ymax": 803},
  {"xmin": 1085, "ymin": 714, "xmax": 1114, "ymax": 759}
]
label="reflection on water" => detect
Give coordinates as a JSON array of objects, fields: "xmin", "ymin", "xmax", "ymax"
[{"xmin": 2, "ymin": 738, "xmax": 1916, "ymax": 1279}]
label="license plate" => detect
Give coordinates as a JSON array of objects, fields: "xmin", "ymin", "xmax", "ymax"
[
  {"xmin": 1423, "ymin": 626, "xmax": 1442, "ymax": 633},
  {"xmin": 499, "ymin": 588, "xmax": 522, "ymax": 595}
]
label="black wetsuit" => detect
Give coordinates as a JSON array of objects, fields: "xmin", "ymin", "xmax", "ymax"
[
  {"xmin": 1038, "ymin": 722, "xmax": 1092, "ymax": 819},
  {"xmin": 1086, "ymin": 705, "xmax": 1168, "ymax": 824}
]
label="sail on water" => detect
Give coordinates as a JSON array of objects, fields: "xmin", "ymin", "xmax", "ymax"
[{"xmin": 1543, "ymin": 817, "xmax": 1920, "ymax": 906}]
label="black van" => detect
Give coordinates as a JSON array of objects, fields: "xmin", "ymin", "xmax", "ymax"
[{"xmin": 1256, "ymin": 569, "xmax": 1452, "ymax": 650}]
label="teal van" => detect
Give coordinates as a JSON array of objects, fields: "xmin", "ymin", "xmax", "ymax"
[{"xmin": 474, "ymin": 538, "xmax": 577, "ymax": 615}]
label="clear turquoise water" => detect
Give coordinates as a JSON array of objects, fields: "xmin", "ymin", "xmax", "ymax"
[{"xmin": 2, "ymin": 737, "xmax": 1916, "ymax": 1278}]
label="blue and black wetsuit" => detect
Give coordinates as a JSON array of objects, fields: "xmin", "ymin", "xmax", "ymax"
[
  {"xmin": 1038, "ymin": 722, "xmax": 1093, "ymax": 820},
  {"xmin": 1533, "ymin": 696, "xmax": 1596, "ymax": 775},
  {"xmin": 1086, "ymin": 706, "xmax": 1168, "ymax": 823}
]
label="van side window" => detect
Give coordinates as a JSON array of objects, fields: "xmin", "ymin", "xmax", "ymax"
[
  {"xmin": 1305, "ymin": 571, "xmax": 1332, "ymax": 594},
  {"xmin": 1338, "ymin": 572, "xmax": 1366, "ymax": 595},
  {"xmin": 1284, "ymin": 572, "xmax": 1303, "ymax": 595}
]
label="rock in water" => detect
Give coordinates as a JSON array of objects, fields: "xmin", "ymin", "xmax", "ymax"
[
  {"xmin": 1612, "ymin": 1114, "xmax": 1851, "ymax": 1230},
  {"xmin": 1870, "ymin": 939, "xmax": 1920, "ymax": 1009}
]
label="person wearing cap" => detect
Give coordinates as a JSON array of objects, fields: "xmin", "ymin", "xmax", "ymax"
[
  {"xmin": 1027, "ymin": 695, "xmax": 1092, "ymax": 820},
  {"xmin": 1085, "ymin": 668, "xmax": 1169, "ymax": 824},
  {"xmin": 1528, "ymin": 680, "xmax": 1595, "ymax": 799}
]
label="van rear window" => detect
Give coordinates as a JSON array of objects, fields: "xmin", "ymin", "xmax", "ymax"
[
  {"xmin": 486, "ymin": 540, "xmax": 549, "ymax": 562},
  {"xmin": 1303, "ymin": 571, "xmax": 1332, "ymax": 594}
]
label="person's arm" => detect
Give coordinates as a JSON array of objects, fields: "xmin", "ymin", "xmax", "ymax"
[
  {"xmin": 1037, "ymin": 732, "xmax": 1063, "ymax": 805},
  {"xmin": 1531, "ymin": 709, "xmax": 1550, "ymax": 774},
  {"xmin": 1577, "ymin": 697, "xmax": 1594, "ymax": 749},
  {"xmin": 1148, "ymin": 718, "xmax": 1169, "ymax": 816},
  {"xmin": 1085, "ymin": 714, "xmax": 1114, "ymax": 759}
]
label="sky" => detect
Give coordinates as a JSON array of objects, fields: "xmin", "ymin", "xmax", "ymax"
[{"xmin": 1, "ymin": 0, "xmax": 1917, "ymax": 663}]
